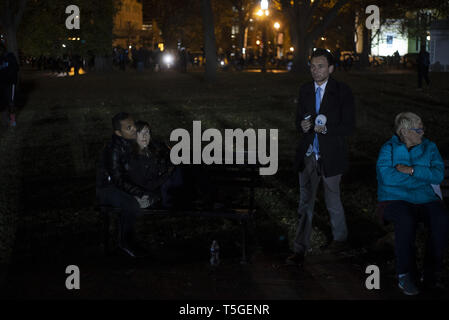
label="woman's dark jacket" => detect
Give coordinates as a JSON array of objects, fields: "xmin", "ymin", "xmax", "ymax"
[{"xmin": 128, "ymin": 141, "xmax": 173, "ymax": 193}]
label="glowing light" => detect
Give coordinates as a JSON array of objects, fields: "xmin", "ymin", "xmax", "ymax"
[
  {"xmin": 274, "ymin": 22, "xmax": 280, "ymax": 29},
  {"xmin": 290, "ymin": 47, "xmax": 294, "ymax": 52},
  {"xmin": 321, "ymin": 37, "xmax": 326, "ymax": 40},
  {"xmin": 163, "ymin": 53, "xmax": 174, "ymax": 65},
  {"xmin": 242, "ymin": 48, "xmax": 246, "ymax": 54},
  {"xmin": 69, "ymin": 67, "xmax": 86, "ymax": 76},
  {"xmin": 220, "ymin": 61, "xmax": 225, "ymax": 66},
  {"xmin": 256, "ymin": 40, "xmax": 261, "ymax": 45},
  {"xmin": 265, "ymin": 10, "xmax": 269, "ymax": 16},
  {"xmin": 62, "ymin": 44, "xmax": 66, "ymax": 48},
  {"xmin": 257, "ymin": 9, "xmax": 263, "ymax": 16},
  {"xmin": 129, "ymin": 45, "xmax": 132, "ymax": 49},
  {"xmin": 261, "ymin": 0, "xmax": 269, "ymax": 10},
  {"xmin": 427, "ymin": 35, "xmax": 431, "ymax": 41}
]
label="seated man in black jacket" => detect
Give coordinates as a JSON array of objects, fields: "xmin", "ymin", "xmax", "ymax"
[{"xmin": 96, "ymin": 112, "xmax": 158, "ymax": 258}]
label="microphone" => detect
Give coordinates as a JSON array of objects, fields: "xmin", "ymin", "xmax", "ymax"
[{"xmin": 315, "ymin": 114, "xmax": 327, "ymax": 126}]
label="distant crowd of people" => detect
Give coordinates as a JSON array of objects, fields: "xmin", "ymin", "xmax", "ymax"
[
  {"xmin": 112, "ymin": 46, "xmax": 197, "ymax": 73},
  {"xmin": 27, "ymin": 53, "xmax": 90, "ymax": 76}
]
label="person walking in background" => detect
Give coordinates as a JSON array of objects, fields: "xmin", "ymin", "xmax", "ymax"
[
  {"xmin": 0, "ymin": 43, "xmax": 19, "ymax": 127},
  {"xmin": 417, "ymin": 44, "xmax": 430, "ymax": 89}
]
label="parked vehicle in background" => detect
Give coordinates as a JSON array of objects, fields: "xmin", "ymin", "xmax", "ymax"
[{"xmin": 369, "ymin": 55, "xmax": 386, "ymax": 66}]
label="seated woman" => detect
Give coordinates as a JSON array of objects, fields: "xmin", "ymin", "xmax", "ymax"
[
  {"xmin": 127, "ymin": 120, "xmax": 183, "ymax": 208},
  {"xmin": 128, "ymin": 120, "xmax": 216, "ymax": 209},
  {"xmin": 376, "ymin": 111, "xmax": 448, "ymax": 296}
]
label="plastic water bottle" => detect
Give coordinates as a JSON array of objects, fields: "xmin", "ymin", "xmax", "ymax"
[{"xmin": 210, "ymin": 240, "xmax": 220, "ymax": 266}]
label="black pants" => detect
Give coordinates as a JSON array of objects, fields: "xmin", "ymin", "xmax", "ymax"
[
  {"xmin": 0, "ymin": 83, "xmax": 16, "ymax": 112},
  {"xmin": 383, "ymin": 200, "xmax": 449, "ymax": 277},
  {"xmin": 418, "ymin": 66, "xmax": 430, "ymax": 88},
  {"xmin": 96, "ymin": 186, "xmax": 142, "ymax": 246}
]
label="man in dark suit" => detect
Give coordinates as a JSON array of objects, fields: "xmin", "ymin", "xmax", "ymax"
[{"xmin": 287, "ymin": 48, "xmax": 355, "ymax": 266}]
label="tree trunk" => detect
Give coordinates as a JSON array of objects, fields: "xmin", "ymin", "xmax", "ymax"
[
  {"xmin": 238, "ymin": 11, "xmax": 245, "ymax": 52},
  {"xmin": 5, "ymin": 25, "xmax": 19, "ymax": 61},
  {"xmin": 292, "ymin": 21, "xmax": 311, "ymax": 72},
  {"xmin": 0, "ymin": 0, "xmax": 27, "ymax": 61},
  {"xmin": 201, "ymin": 0, "xmax": 217, "ymax": 82},
  {"xmin": 360, "ymin": 21, "xmax": 371, "ymax": 68}
]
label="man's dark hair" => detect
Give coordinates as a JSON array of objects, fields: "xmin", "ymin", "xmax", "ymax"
[
  {"xmin": 311, "ymin": 48, "xmax": 334, "ymax": 66},
  {"xmin": 112, "ymin": 112, "xmax": 130, "ymax": 131}
]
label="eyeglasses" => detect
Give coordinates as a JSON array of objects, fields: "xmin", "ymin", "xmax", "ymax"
[{"xmin": 409, "ymin": 127, "xmax": 424, "ymax": 134}]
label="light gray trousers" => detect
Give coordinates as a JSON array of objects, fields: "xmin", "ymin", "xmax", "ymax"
[{"xmin": 294, "ymin": 154, "xmax": 348, "ymax": 253}]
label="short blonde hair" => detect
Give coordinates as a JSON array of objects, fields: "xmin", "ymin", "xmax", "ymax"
[{"xmin": 394, "ymin": 112, "xmax": 422, "ymax": 135}]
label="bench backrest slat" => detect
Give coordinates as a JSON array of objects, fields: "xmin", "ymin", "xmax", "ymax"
[{"xmin": 442, "ymin": 160, "xmax": 449, "ymax": 199}]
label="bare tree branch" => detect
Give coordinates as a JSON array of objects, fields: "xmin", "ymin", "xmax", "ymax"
[{"xmin": 309, "ymin": 0, "xmax": 349, "ymax": 41}]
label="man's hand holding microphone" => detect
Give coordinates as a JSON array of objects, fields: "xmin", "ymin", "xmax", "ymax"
[{"xmin": 301, "ymin": 114, "xmax": 327, "ymax": 134}]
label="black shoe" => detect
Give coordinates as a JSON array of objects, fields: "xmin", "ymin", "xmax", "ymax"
[{"xmin": 285, "ymin": 252, "xmax": 304, "ymax": 266}]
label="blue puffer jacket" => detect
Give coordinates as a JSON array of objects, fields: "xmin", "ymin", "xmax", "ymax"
[{"xmin": 376, "ymin": 135, "xmax": 444, "ymax": 204}]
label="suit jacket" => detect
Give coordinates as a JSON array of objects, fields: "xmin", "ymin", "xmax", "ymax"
[{"xmin": 295, "ymin": 77, "xmax": 355, "ymax": 177}]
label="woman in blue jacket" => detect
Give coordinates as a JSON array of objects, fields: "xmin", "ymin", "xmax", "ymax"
[{"xmin": 377, "ymin": 112, "xmax": 448, "ymax": 296}]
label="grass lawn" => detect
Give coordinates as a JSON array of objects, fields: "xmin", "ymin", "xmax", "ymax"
[{"xmin": 0, "ymin": 67, "xmax": 448, "ymax": 298}]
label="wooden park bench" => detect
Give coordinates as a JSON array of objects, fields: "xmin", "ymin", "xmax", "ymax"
[
  {"xmin": 441, "ymin": 160, "xmax": 449, "ymax": 200},
  {"xmin": 96, "ymin": 155, "xmax": 265, "ymax": 264}
]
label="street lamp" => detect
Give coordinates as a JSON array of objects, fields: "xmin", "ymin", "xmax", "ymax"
[
  {"xmin": 273, "ymin": 22, "xmax": 280, "ymax": 60},
  {"xmin": 259, "ymin": 0, "xmax": 269, "ymax": 73}
]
